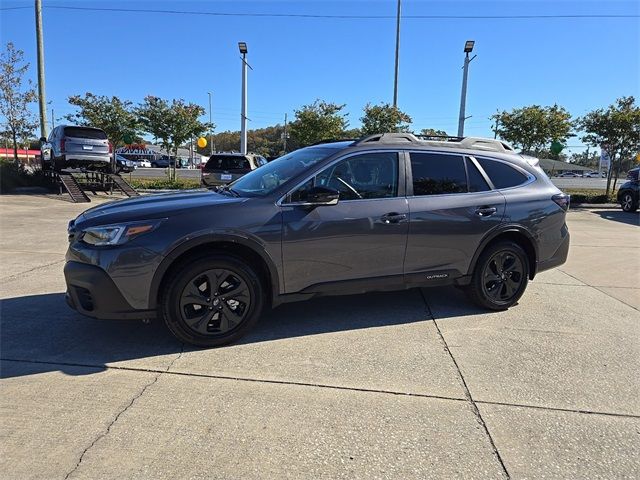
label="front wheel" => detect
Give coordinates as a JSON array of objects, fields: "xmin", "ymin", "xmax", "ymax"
[
  {"xmin": 465, "ymin": 241, "xmax": 529, "ymax": 310},
  {"xmin": 620, "ymin": 193, "xmax": 638, "ymax": 212},
  {"xmin": 161, "ymin": 254, "xmax": 264, "ymax": 347}
]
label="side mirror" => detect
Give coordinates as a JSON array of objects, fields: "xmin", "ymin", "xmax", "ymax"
[
  {"xmin": 304, "ymin": 186, "xmax": 339, "ymax": 206},
  {"xmin": 39, "ymin": 137, "xmax": 47, "ymax": 143}
]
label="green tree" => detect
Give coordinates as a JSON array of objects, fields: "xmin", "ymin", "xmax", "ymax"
[
  {"xmin": 418, "ymin": 128, "xmax": 448, "ymax": 138},
  {"xmin": 66, "ymin": 93, "xmax": 139, "ymax": 151},
  {"xmin": 138, "ymin": 96, "xmax": 211, "ymax": 180},
  {"xmin": 578, "ymin": 96, "xmax": 640, "ymax": 194},
  {"xmin": 569, "ymin": 150, "xmax": 599, "ymax": 169},
  {"xmin": 0, "ymin": 43, "xmax": 38, "ymax": 161},
  {"xmin": 360, "ymin": 102, "xmax": 412, "ymax": 135},
  {"xmin": 491, "ymin": 104, "xmax": 574, "ymax": 157},
  {"xmin": 289, "ymin": 100, "xmax": 348, "ymax": 147}
]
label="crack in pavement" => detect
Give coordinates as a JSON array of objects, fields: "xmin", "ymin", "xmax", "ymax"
[
  {"xmin": 418, "ymin": 288, "xmax": 511, "ymax": 480},
  {"xmin": 62, "ymin": 343, "xmax": 185, "ymax": 480},
  {"xmin": 0, "ymin": 259, "xmax": 65, "ymax": 282},
  {"xmin": 558, "ymin": 268, "xmax": 639, "ymax": 312},
  {"xmin": 3, "ymin": 357, "xmax": 638, "ymax": 420}
]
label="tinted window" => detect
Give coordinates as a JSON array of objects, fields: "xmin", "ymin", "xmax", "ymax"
[
  {"xmin": 205, "ymin": 155, "xmax": 250, "ymax": 171},
  {"xmin": 63, "ymin": 127, "xmax": 107, "ymax": 140},
  {"xmin": 410, "ymin": 153, "xmax": 466, "ymax": 195},
  {"xmin": 291, "ymin": 152, "xmax": 398, "ymax": 202},
  {"xmin": 466, "ymin": 158, "xmax": 490, "ymax": 192},
  {"xmin": 477, "ymin": 158, "xmax": 528, "ymax": 189}
]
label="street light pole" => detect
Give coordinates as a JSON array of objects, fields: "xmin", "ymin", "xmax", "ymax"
[
  {"xmin": 208, "ymin": 92, "xmax": 213, "ymax": 155},
  {"xmin": 35, "ymin": 0, "xmax": 48, "ymax": 139},
  {"xmin": 392, "ymin": 0, "xmax": 401, "ymax": 108},
  {"xmin": 239, "ymin": 42, "xmax": 248, "ymax": 155},
  {"xmin": 457, "ymin": 40, "xmax": 476, "ymax": 138}
]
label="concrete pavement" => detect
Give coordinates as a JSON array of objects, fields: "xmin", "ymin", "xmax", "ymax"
[{"xmin": 1, "ymin": 194, "xmax": 638, "ymax": 479}]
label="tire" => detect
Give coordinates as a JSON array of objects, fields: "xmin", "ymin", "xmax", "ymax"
[
  {"xmin": 620, "ymin": 193, "xmax": 638, "ymax": 212},
  {"xmin": 161, "ymin": 254, "xmax": 264, "ymax": 347},
  {"xmin": 465, "ymin": 241, "xmax": 529, "ymax": 311}
]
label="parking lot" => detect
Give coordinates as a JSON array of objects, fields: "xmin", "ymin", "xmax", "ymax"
[{"xmin": 1, "ymin": 193, "xmax": 638, "ymax": 479}]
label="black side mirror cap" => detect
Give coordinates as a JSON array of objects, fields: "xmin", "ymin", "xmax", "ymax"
[{"xmin": 39, "ymin": 137, "xmax": 47, "ymax": 143}]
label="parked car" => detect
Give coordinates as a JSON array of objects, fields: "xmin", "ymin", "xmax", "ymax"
[
  {"xmin": 150, "ymin": 157, "xmax": 171, "ymax": 168},
  {"xmin": 626, "ymin": 167, "xmax": 639, "ymax": 181},
  {"xmin": 557, "ymin": 172, "xmax": 581, "ymax": 178},
  {"xmin": 64, "ymin": 133, "xmax": 570, "ymax": 347},
  {"xmin": 201, "ymin": 153, "xmax": 268, "ymax": 187},
  {"xmin": 581, "ymin": 171, "xmax": 598, "ymax": 178},
  {"xmin": 136, "ymin": 159, "xmax": 152, "ymax": 168},
  {"xmin": 617, "ymin": 178, "xmax": 639, "ymax": 212},
  {"xmin": 115, "ymin": 155, "xmax": 136, "ymax": 174},
  {"xmin": 41, "ymin": 125, "xmax": 111, "ymax": 172}
]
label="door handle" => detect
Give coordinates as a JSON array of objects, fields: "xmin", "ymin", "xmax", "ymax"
[
  {"xmin": 381, "ymin": 212, "xmax": 407, "ymax": 224},
  {"xmin": 475, "ymin": 206, "xmax": 497, "ymax": 217}
]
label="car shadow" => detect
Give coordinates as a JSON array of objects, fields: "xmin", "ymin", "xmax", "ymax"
[
  {"xmin": 593, "ymin": 209, "xmax": 640, "ymax": 227},
  {"xmin": 0, "ymin": 287, "xmax": 489, "ymax": 379}
]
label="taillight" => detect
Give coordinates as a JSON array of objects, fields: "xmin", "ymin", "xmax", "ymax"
[
  {"xmin": 552, "ymin": 193, "xmax": 570, "ymax": 211},
  {"xmin": 60, "ymin": 138, "xmax": 65, "ymax": 152}
]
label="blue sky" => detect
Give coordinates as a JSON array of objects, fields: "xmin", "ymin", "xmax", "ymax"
[{"xmin": 1, "ymin": 0, "xmax": 639, "ymax": 154}]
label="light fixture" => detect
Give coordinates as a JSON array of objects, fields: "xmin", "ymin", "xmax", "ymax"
[
  {"xmin": 238, "ymin": 42, "xmax": 248, "ymax": 54},
  {"xmin": 464, "ymin": 40, "xmax": 475, "ymax": 53}
]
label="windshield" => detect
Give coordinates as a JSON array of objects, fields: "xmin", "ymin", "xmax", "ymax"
[{"xmin": 230, "ymin": 146, "xmax": 342, "ymax": 196}]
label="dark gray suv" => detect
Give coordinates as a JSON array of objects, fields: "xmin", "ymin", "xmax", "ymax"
[{"xmin": 64, "ymin": 133, "xmax": 570, "ymax": 347}]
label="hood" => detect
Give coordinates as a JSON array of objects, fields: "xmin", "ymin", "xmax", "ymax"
[{"xmin": 75, "ymin": 189, "xmax": 247, "ymax": 227}]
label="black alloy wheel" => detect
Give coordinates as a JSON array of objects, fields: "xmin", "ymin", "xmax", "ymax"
[
  {"xmin": 466, "ymin": 241, "xmax": 529, "ymax": 310},
  {"xmin": 162, "ymin": 255, "xmax": 264, "ymax": 347}
]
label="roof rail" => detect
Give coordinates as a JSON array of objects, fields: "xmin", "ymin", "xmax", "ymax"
[
  {"xmin": 311, "ymin": 138, "xmax": 359, "ymax": 146},
  {"xmin": 354, "ymin": 132, "xmax": 515, "ymax": 153}
]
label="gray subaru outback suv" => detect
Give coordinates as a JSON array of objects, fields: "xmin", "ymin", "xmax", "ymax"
[{"xmin": 65, "ymin": 133, "xmax": 570, "ymax": 347}]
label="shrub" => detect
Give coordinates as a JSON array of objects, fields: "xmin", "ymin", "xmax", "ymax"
[
  {"xmin": 128, "ymin": 178, "xmax": 201, "ymax": 190},
  {"xmin": 564, "ymin": 188, "xmax": 616, "ymax": 204}
]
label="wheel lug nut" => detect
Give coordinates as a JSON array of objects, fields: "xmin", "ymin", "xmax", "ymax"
[
  {"xmin": 209, "ymin": 307, "xmax": 213, "ymax": 310},
  {"xmin": 206, "ymin": 298, "xmax": 211, "ymax": 303}
]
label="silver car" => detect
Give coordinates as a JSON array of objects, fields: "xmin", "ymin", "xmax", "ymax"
[{"xmin": 41, "ymin": 125, "xmax": 111, "ymax": 172}]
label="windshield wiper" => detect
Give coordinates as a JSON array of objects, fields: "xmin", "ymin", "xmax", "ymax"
[{"xmin": 216, "ymin": 185, "xmax": 240, "ymax": 197}]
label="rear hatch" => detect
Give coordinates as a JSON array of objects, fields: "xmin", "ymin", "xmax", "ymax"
[
  {"xmin": 202, "ymin": 155, "xmax": 251, "ymax": 185},
  {"xmin": 63, "ymin": 127, "xmax": 109, "ymax": 156}
]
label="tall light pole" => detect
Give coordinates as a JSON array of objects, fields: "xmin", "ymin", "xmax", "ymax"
[
  {"xmin": 35, "ymin": 0, "xmax": 48, "ymax": 139},
  {"xmin": 239, "ymin": 42, "xmax": 248, "ymax": 155},
  {"xmin": 208, "ymin": 92, "xmax": 214, "ymax": 155},
  {"xmin": 457, "ymin": 40, "xmax": 476, "ymax": 137},
  {"xmin": 392, "ymin": 0, "xmax": 401, "ymax": 107}
]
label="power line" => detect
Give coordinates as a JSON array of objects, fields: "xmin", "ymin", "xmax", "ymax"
[{"xmin": 2, "ymin": 5, "xmax": 636, "ymax": 19}]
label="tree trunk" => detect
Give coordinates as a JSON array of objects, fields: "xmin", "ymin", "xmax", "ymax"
[
  {"xmin": 11, "ymin": 130, "xmax": 18, "ymax": 162},
  {"xmin": 605, "ymin": 151, "xmax": 615, "ymax": 196}
]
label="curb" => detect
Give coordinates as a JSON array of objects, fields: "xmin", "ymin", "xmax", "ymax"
[{"xmin": 570, "ymin": 203, "xmax": 619, "ymax": 210}]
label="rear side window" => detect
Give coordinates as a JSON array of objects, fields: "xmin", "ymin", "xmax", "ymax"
[
  {"xmin": 205, "ymin": 155, "xmax": 250, "ymax": 171},
  {"xmin": 466, "ymin": 158, "xmax": 490, "ymax": 192},
  {"xmin": 410, "ymin": 153, "xmax": 466, "ymax": 195},
  {"xmin": 63, "ymin": 127, "xmax": 107, "ymax": 140},
  {"xmin": 477, "ymin": 157, "xmax": 528, "ymax": 189}
]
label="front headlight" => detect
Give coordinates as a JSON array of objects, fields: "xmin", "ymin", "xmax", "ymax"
[{"xmin": 81, "ymin": 220, "xmax": 163, "ymax": 246}]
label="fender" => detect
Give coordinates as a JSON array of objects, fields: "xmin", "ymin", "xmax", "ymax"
[
  {"xmin": 467, "ymin": 224, "xmax": 539, "ymax": 279},
  {"xmin": 148, "ymin": 232, "xmax": 281, "ymax": 309}
]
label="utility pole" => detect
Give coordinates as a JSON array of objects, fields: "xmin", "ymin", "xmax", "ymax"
[
  {"xmin": 457, "ymin": 40, "xmax": 476, "ymax": 138},
  {"xmin": 282, "ymin": 113, "xmax": 288, "ymax": 154},
  {"xmin": 239, "ymin": 42, "xmax": 248, "ymax": 155},
  {"xmin": 35, "ymin": 0, "xmax": 48, "ymax": 139},
  {"xmin": 208, "ymin": 92, "xmax": 214, "ymax": 155},
  {"xmin": 392, "ymin": 0, "xmax": 401, "ymax": 108}
]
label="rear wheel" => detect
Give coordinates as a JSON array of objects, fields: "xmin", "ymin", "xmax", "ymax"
[
  {"xmin": 621, "ymin": 193, "xmax": 638, "ymax": 212},
  {"xmin": 466, "ymin": 241, "xmax": 529, "ymax": 310},
  {"xmin": 161, "ymin": 254, "xmax": 264, "ymax": 347}
]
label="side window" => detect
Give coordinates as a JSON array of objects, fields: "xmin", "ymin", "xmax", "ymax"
[
  {"xmin": 476, "ymin": 157, "xmax": 528, "ymax": 189},
  {"xmin": 47, "ymin": 127, "xmax": 57, "ymax": 142},
  {"xmin": 466, "ymin": 157, "xmax": 490, "ymax": 192},
  {"xmin": 410, "ymin": 153, "xmax": 466, "ymax": 195},
  {"xmin": 289, "ymin": 152, "xmax": 398, "ymax": 202}
]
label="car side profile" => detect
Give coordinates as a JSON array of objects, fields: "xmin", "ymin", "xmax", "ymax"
[
  {"xmin": 201, "ymin": 153, "xmax": 268, "ymax": 187},
  {"xmin": 64, "ymin": 134, "xmax": 570, "ymax": 347},
  {"xmin": 617, "ymin": 178, "xmax": 639, "ymax": 212},
  {"xmin": 41, "ymin": 125, "xmax": 112, "ymax": 172}
]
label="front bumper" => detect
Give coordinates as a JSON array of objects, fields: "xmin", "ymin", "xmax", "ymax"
[{"xmin": 64, "ymin": 261, "xmax": 157, "ymax": 320}]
